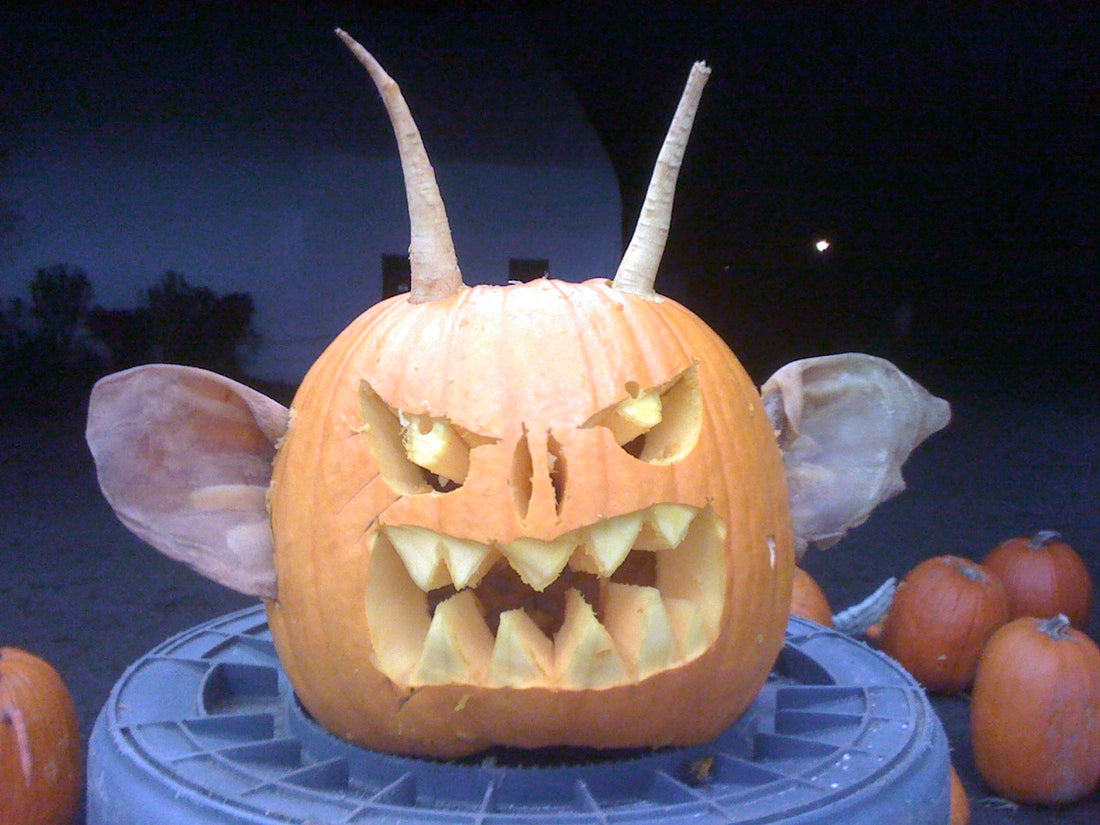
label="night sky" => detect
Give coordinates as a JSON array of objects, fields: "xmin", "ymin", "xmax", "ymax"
[
  {"xmin": 3, "ymin": 2, "xmax": 1097, "ymax": 392},
  {"xmin": 526, "ymin": 3, "xmax": 1097, "ymax": 386}
]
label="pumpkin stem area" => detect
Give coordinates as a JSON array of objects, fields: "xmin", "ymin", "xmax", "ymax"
[
  {"xmin": 1028, "ymin": 529, "xmax": 1062, "ymax": 549},
  {"xmin": 1036, "ymin": 613, "xmax": 1073, "ymax": 640},
  {"xmin": 950, "ymin": 556, "xmax": 989, "ymax": 582}
]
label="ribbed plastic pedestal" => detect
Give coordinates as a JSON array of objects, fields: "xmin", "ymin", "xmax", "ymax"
[{"xmin": 87, "ymin": 606, "xmax": 949, "ymax": 824}]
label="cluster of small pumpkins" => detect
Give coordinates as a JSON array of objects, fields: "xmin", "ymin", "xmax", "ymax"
[{"xmin": 793, "ymin": 530, "xmax": 1099, "ymax": 814}]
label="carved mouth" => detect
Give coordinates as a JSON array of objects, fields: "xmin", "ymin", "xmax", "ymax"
[{"xmin": 365, "ymin": 505, "xmax": 726, "ymax": 689}]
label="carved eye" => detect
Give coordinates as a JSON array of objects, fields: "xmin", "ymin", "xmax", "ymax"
[
  {"xmin": 358, "ymin": 381, "xmax": 496, "ymax": 493},
  {"xmin": 583, "ymin": 367, "xmax": 701, "ymax": 464}
]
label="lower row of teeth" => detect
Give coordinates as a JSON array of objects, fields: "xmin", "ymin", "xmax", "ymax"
[{"xmin": 413, "ymin": 583, "xmax": 711, "ymax": 689}]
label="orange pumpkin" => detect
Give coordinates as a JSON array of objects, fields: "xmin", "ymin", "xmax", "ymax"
[
  {"xmin": 790, "ymin": 567, "xmax": 833, "ymax": 627},
  {"xmin": 0, "ymin": 648, "xmax": 82, "ymax": 825},
  {"xmin": 971, "ymin": 614, "xmax": 1100, "ymax": 805},
  {"xmin": 261, "ymin": 32, "xmax": 794, "ymax": 757},
  {"xmin": 982, "ymin": 530, "xmax": 1093, "ymax": 630},
  {"xmin": 877, "ymin": 555, "xmax": 1009, "ymax": 693}
]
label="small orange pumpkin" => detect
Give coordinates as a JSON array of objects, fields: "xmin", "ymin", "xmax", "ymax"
[
  {"xmin": 0, "ymin": 647, "xmax": 82, "ymax": 825},
  {"xmin": 877, "ymin": 555, "xmax": 1009, "ymax": 693},
  {"xmin": 982, "ymin": 530, "xmax": 1093, "ymax": 630},
  {"xmin": 789, "ymin": 567, "xmax": 833, "ymax": 627},
  {"xmin": 971, "ymin": 614, "xmax": 1100, "ymax": 805}
]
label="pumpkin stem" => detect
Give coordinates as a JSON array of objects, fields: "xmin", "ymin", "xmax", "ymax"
[
  {"xmin": 1028, "ymin": 530, "xmax": 1062, "ymax": 549},
  {"xmin": 833, "ymin": 577, "xmax": 897, "ymax": 635},
  {"xmin": 1037, "ymin": 614, "xmax": 1073, "ymax": 640},
  {"xmin": 336, "ymin": 29, "xmax": 463, "ymax": 304},
  {"xmin": 957, "ymin": 560, "xmax": 988, "ymax": 582},
  {"xmin": 613, "ymin": 61, "xmax": 711, "ymax": 298}
]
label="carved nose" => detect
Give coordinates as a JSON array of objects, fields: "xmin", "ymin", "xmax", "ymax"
[{"xmin": 511, "ymin": 427, "xmax": 567, "ymax": 527}]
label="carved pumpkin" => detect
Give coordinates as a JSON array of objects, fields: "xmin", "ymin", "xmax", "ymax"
[
  {"xmin": 971, "ymin": 614, "xmax": 1100, "ymax": 805},
  {"xmin": 982, "ymin": 530, "xmax": 1093, "ymax": 630},
  {"xmin": 878, "ymin": 555, "xmax": 1009, "ymax": 694},
  {"xmin": 261, "ymin": 33, "xmax": 793, "ymax": 756},
  {"xmin": 790, "ymin": 567, "xmax": 833, "ymax": 627},
  {"xmin": 84, "ymin": 31, "xmax": 952, "ymax": 760},
  {"xmin": 0, "ymin": 648, "xmax": 82, "ymax": 825}
]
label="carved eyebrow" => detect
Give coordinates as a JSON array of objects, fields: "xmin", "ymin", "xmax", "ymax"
[
  {"xmin": 358, "ymin": 380, "xmax": 498, "ymax": 495},
  {"xmin": 581, "ymin": 367, "xmax": 701, "ymax": 464}
]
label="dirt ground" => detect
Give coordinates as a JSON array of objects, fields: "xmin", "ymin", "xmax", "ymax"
[{"xmin": 2, "ymin": 370, "xmax": 1097, "ymax": 824}]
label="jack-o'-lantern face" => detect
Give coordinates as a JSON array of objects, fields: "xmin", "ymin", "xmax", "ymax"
[
  {"xmin": 360, "ymin": 357, "xmax": 721, "ymax": 692},
  {"xmin": 266, "ymin": 278, "xmax": 794, "ymax": 756}
]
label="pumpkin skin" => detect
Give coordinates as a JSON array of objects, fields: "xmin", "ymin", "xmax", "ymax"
[
  {"xmin": 790, "ymin": 567, "xmax": 833, "ymax": 627},
  {"xmin": 982, "ymin": 530, "xmax": 1093, "ymax": 630},
  {"xmin": 0, "ymin": 648, "xmax": 82, "ymax": 825},
  {"xmin": 949, "ymin": 764, "xmax": 970, "ymax": 825},
  {"xmin": 878, "ymin": 555, "xmax": 1009, "ymax": 694},
  {"xmin": 971, "ymin": 615, "xmax": 1100, "ymax": 805},
  {"xmin": 267, "ymin": 277, "xmax": 794, "ymax": 756}
]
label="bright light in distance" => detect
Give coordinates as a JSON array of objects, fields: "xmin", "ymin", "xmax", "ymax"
[{"xmin": 814, "ymin": 239, "xmax": 831, "ymax": 253}]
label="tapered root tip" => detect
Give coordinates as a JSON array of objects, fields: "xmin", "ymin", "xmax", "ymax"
[
  {"xmin": 612, "ymin": 61, "xmax": 711, "ymax": 298},
  {"xmin": 335, "ymin": 28, "xmax": 464, "ymax": 304}
]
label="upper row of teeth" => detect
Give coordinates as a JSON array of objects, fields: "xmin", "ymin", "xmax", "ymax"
[{"xmin": 382, "ymin": 503, "xmax": 700, "ymax": 593}]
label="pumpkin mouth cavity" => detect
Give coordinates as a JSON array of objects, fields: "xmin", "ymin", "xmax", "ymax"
[{"xmin": 365, "ymin": 505, "xmax": 726, "ymax": 690}]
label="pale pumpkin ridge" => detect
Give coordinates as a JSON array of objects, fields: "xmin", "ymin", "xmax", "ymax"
[
  {"xmin": 369, "ymin": 301, "xmax": 438, "ymax": 411},
  {"xmin": 957, "ymin": 562, "xmax": 997, "ymax": 661},
  {"xmin": 372, "ymin": 292, "xmax": 474, "ymax": 418},
  {"xmin": 683, "ymin": 326, "xmax": 747, "ymax": 623},
  {"xmin": 434, "ymin": 285, "xmax": 492, "ymax": 424},
  {"xmin": 546, "ymin": 280, "xmax": 617, "ymax": 416},
  {"xmin": 663, "ymin": 301, "xmax": 776, "ymax": 628},
  {"xmin": 500, "ymin": 281, "xmax": 586, "ymax": 424},
  {"xmin": 290, "ymin": 304, "xmax": 412, "ymax": 667},
  {"xmin": 551, "ymin": 281, "xmax": 631, "ymax": 506}
]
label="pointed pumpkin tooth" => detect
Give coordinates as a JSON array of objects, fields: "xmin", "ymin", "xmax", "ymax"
[
  {"xmin": 411, "ymin": 591, "xmax": 493, "ymax": 685},
  {"xmin": 663, "ymin": 596, "xmax": 710, "ymax": 662},
  {"xmin": 567, "ymin": 545, "xmax": 601, "ymax": 575},
  {"xmin": 383, "ymin": 526, "xmax": 449, "ymax": 591},
  {"xmin": 583, "ymin": 512, "xmax": 644, "ymax": 577},
  {"xmin": 488, "ymin": 609, "xmax": 555, "ymax": 687},
  {"xmin": 602, "ymin": 583, "xmax": 676, "ymax": 679},
  {"xmin": 438, "ymin": 536, "xmax": 495, "ymax": 590},
  {"xmin": 636, "ymin": 504, "xmax": 697, "ymax": 550},
  {"xmin": 554, "ymin": 590, "xmax": 627, "ymax": 688},
  {"xmin": 501, "ymin": 535, "xmax": 579, "ymax": 592}
]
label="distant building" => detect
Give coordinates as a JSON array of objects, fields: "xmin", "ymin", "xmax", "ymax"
[{"xmin": 1, "ymin": 8, "xmax": 621, "ymax": 381}]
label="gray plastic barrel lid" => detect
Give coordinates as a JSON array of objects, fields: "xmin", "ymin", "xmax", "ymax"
[{"xmin": 87, "ymin": 607, "xmax": 950, "ymax": 824}]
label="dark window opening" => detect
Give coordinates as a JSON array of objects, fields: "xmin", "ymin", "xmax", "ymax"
[
  {"xmin": 509, "ymin": 258, "xmax": 550, "ymax": 283},
  {"xmin": 382, "ymin": 254, "xmax": 411, "ymax": 299}
]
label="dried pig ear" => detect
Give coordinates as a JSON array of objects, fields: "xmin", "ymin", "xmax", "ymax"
[
  {"xmin": 86, "ymin": 364, "xmax": 287, "ymax": 598},
  {"xmin": 761, "ymin": 353, "xmax": 951, "ymax": 557}
]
